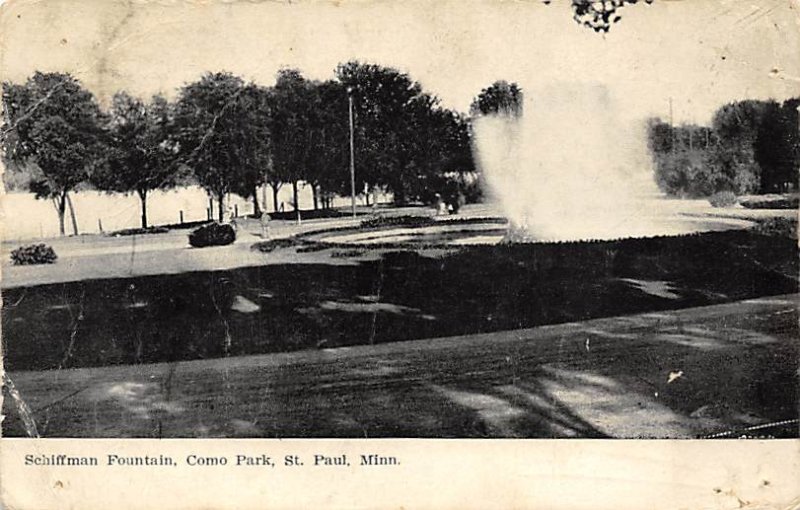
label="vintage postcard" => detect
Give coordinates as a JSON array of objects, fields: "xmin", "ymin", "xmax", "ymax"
[{"xmin": 1, "ymin": 0, "xmax": 798, "ymax": 508}]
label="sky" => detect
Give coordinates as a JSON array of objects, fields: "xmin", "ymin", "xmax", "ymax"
[{"xmin": 1, "ymin": 0, "xmax": 799, "ymax": 125}]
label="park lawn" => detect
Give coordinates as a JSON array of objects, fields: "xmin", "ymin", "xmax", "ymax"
[{"xmin": 1, "ymin": 228, "xmax": 797, "ymax": 373}]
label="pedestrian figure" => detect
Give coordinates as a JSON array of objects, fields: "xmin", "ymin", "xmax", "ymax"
[
  {"xmin": 434, "ymin": 193, "xmax": 447, "ymax": 216},
  {"xmin": 225, "ymin": 204, "xmax": 238, "ymax": 231}
]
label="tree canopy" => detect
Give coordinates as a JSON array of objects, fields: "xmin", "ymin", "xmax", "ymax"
[
  {"xmin": 335, "ymin": 61, "xmax": 475, "ymax": 205},
  {"xmin": 93, "ymin": 92, "xmax": 182, "ymax": 228},
  {"xmin": 470, "ymin": 81, "xmax": 524, "ymax": 118},
  {"xmin": 226, "ymin": 83, "xmax": 272, "ymax": 216},
  {"xmin": 2, "ymin": 71, "xmax": 106, "ymax": 235},
  {"xmin": 648, "ymin": 97, "xmax": 799, "ymax": 197},
  {"xmin": 174, "ymin": 72, "xmax": 249, "ymax": 221},
  {"xmin": 7, "ymin": 52, "xmax": 796, "ymax": 239}
]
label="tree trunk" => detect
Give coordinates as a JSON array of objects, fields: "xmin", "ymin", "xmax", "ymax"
[
  {"xmin": 138, "ymin": 190, "xmax": 148, "ymax": 229},
  {"xmin": 66, "ymin": 193, "xmax": 79, "ymax": 236},
  {"xmin": 292, "ymin": 181, "xmax": 301, "ymax": 224},
  {"xmin": 218, "ymin": 194, "xmax": 225, "ymax": 222},
  {"xmin": 261, "ymin": 182, "xmax": 268, "ymax": 217},
  {"xmin": 252, "ymin": 185, "xmax": 261, "ymax": 217},
  {"xmin": 57, "ymin": 192, "xmax": 67, "ymax": 237},
  {"xmin": 270, "ymin": 183, "xmax": 281, "ymax": 212},
  {"xmin": 312, "ymin": 184, "xmax": 319, "ymax": 211}
]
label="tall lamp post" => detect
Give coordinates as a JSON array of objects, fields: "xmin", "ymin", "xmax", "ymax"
[
  {"xmin": 795, "ymin": 105, "xmax": 800, "ymax": 193},
  {"xmin": 347, "ymin": 86, "xmax": 357, "ymax": 218}
]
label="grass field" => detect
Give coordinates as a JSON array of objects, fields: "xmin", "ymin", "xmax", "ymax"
[{"xmin": 2, "ymin": 228, "xmax": 797, "ymax": 372}]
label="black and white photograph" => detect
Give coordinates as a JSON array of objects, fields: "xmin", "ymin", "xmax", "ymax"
[{"xmin": 1, "ymin": 0, "xmax": 798, "ymax": 448}]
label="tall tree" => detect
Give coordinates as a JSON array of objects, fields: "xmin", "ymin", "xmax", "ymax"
[
  {"xmin": 646, "ymin": 118, "xmax": 674, "ymax": 155},
  {"xmin": 268, "ymin": 69, "xmax": 317, "ymax": 221},
  {"xmin": 175, "ymin": 72, "xmax": 246, "ymax": 222},
  {"xmin": 335, "ymin": 61, "xmax": 426, "ymax": 204},
  {"xmin": 227, "ymin": 83, "xmax": 272, "ymax": 216},
  {"xmin": 470, "ymin": 81, "xmax": 523, "ymax": 118},
  {"xmin": 389, "ymin": 93, "xmax": 470, "ymax": 204},
  {"xmin": 648, "ymin": 117, "xmax": 720, "ymax": 197},
  {"xmin": 426, "ymin": 109, "xmax": 476, "ymax": 203},
  {"xmin": 1, "ymin": 72, "xmax": 106, "ymax": 236},
  {"xmin": 709, "ymin": 100, "xmax": 768, "ymax": 195},
  {"xmin": 94, "ymin": 92, "xmax": 181, "ymax": 228},
  {"xmin": 648, "ymin": 98, "xmax": 799, "ymax": 197},
  {"xmin": 335, "ymin": 61, "xmax": 476, "ymax": 206},
  {"xmin": 306, "ymin": 80, "xmax": 350, "ymax": 209},
  {"xmin": 755, "ymin": 98, "xmax": 800, "ymax": 193}
]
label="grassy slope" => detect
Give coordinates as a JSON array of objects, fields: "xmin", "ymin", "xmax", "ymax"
[{"xmin": 2, "ymin": 296, "xmax": 797, "ymax": 438}]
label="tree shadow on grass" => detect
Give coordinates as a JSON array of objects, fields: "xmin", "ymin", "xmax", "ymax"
[
  {"xmin": 426, "ymin": 376, "xmax": 609, "ymax": 438},
  {"xmin": 2, "ymin": 308, "xmax": 796, "ymax": 438}
]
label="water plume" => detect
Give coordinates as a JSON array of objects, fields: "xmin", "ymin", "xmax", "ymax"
[{"xmin": 472, "ymin": 82, "xmax": 666, "ymax": 241}]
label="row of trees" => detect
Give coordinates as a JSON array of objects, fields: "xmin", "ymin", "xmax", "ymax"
[
  {"xmin": 2, "ymin": 64, "xmax": 479, "ymax": 233},
  {"xmin": 647, "ymin": 98, "xmax": 800, "ymax": 198}
]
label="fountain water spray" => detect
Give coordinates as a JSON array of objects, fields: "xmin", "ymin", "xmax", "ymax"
[{"xmin": 472, "ymin": 82, "xmax": 669, "ymax": 242}]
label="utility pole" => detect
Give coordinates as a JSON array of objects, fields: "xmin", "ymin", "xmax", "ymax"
[
  {"xmin": 348, "ymin": 86, "xmax": 357, "ymax": 218},
  {"xmin": 795, "ymin": 105, "xmax": 800, "ymax": 192}
]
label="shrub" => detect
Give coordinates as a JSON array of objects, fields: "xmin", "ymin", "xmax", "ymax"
[
  {"xmin": 750, "ymin": 217, "xmax": 798, "ymax": 239},
  {"xmin": 708, "ymin": 191, "xmax": 737, "ymax": 208},
  {"xmin": 10, "ymin": 244, "xmax": 57, "ymax": 265},
  {"xmin": 188, "ymin": 222, "xmax": 236, "ymax": 247}
]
